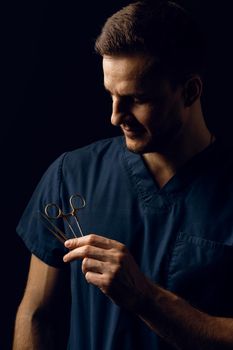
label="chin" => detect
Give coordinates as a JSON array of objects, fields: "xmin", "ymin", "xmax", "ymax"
[
  {"xmin": 125, "ymin": 134, "xmax": 173, "ymax": 154},
  {"xmin": 125, "ymin": 136, "xmax": 153, "ymax": 154}
]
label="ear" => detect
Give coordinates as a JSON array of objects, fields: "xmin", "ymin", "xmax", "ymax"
[{"xmin": 183, "ymin": 75, "xmax": 202, "ymax": 107}]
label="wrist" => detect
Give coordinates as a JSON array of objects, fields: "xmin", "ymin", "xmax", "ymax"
[{"xmin": 131, "ymin": 277, "xmax": 156, "ymax": 315}]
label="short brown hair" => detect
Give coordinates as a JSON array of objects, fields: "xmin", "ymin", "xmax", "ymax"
[{"xmin": 95, "ymin": 1, "xmax": 206, "ymax": 83}]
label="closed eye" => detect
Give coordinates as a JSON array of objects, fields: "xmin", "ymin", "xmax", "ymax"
[
  {"xmin": 132, "ymin": 95, "xmax": 152, "ymax": 104},
  {"xmin": 104, "ymin": 86, "xmax": 153, "ymax": 105}
]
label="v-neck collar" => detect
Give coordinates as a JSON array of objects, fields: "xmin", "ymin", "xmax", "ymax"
[{"xmin": 121, "ymin": 136, "xmax": 218, "ymax": 206}]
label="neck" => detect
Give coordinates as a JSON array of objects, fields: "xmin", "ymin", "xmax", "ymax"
[{"xmin": 143, "ymin": 111, "xmax": 215, "ymax": 189}]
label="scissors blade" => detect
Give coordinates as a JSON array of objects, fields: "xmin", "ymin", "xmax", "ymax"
[
  {"xmin": 63, "ymin": 216, "xmax": 79, "ymax": 238},
  {"xmin": 73, "ymin": 215, "xmax": 84, "ymax": 237},
  {"xmin": 38, "ymin": 211, "xmax": 67, "ymax": 243}
]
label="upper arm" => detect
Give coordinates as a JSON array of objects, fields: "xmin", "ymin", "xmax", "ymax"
[{"xmin": 19, "ymin": 254, "xmax": 69, "ymax": 313}]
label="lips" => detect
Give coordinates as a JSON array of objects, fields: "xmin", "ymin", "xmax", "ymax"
[
  {"xmin": 122, "ymin": 120, "xmax": 143, "ymax": 130},
  {"xmin": 121, "ymin": 125, "xmax": 145, "ymax": 137},
  {"xmin": 120, "ymin": 117, "xmax": 146, "ymax": 137}
]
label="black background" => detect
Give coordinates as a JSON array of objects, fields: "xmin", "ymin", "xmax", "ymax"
[{"xmin": 2, "ymin": 1, "xmax": 233, "ymax": 349}]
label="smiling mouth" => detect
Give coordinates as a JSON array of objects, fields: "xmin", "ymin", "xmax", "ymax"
[
  {"xmin": 120, "ymin": 117, "xmax": 146, "ymax": 137},
  {"xmin": 121, "ymin": 125, "xmax": 145, "ymax": 137}
]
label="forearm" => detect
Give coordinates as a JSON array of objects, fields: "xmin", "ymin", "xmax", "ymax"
[
  {"xmin": 63, "ymin": 235, "xmax": 233, "ymax": 349},
  {"xmin": 136, "ymin": 281, "xmax": 233, "ymax": 350},
  {"xmin": 13, "ymin": 304, "xmax": 55, "ymax": 350}
]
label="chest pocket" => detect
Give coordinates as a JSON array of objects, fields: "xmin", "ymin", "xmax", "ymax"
[{"xmin": 166, "ymin": 232, "xmax": 233, "ymax": 317}]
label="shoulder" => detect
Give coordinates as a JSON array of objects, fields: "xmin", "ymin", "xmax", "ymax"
[
  {"xmin": 194, "ymin": 141, "xmax": 233, "ymax": 197},
  {"xmin": 62, "ymin": 136, "xmax": 124, "ymax": 168},
  {"xmin": 37, "ymin": 137, "xmax": 124, "ymax": 186},
  {"xmin": 212, "ymin": 141, "xmax": 233, "ymax": 182}
]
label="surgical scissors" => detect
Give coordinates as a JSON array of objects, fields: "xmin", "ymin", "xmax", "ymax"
[{"xmin": 39, "ymin": 193, "xmax": 86, "ymax": 243}]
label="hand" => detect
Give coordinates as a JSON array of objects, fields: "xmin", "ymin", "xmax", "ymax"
[{"xmin": 63, "ymin": 234, "xmax": 149, "ymax": 310}]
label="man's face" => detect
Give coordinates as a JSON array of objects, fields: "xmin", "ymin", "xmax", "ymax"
[{"xmin": 103, "ymin": 54, "xmax": 187, "ymax": 154}]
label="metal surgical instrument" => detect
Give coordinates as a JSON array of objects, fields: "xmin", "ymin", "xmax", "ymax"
[{"xmin": 39, "ymin": 193, "xmax": 86, "ymax": 243}]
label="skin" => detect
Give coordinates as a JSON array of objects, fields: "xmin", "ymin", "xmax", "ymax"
[
  {"xmin": 13, "ymin": 256, "xmax": 70, "ymax": 349},
  {"xmin": 62, "ymin": 55, "xmax": 233, "ymax": 348},
  {"xmin": 104, "ymin": 53, "xmax": 186, "ymax": 155},
  {"xmin": 103, "ymin": 53, "xmax": 213, "ymax": 187},
  {"xmin": 13, "ymin": 54, "xmax": 232, "ymax": 349},
  {"xmin": 63, "ymin": 233, "xmax": 233, "ymax": 350}
]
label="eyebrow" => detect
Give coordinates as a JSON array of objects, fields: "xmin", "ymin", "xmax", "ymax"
[{"xmin": 103, "ymin": 85, "xmax": 149, "ymax": 99}]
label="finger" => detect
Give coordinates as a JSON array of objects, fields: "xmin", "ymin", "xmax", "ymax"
[
  {"xmin": 63, "ymin": 245, "xmax": 113, "ymax": 263},
  {"xmin": 84, "ymin": 271, "xmax": 115, "ymax": 296},
  {"xmin": 66, "ymin": 234, "xmax": 123, "ymax": 250},
  {"xmin": 84, "ymin": 271, "xmax": 107, "ymax": 290},
  {"xmin": 82, "ymin": 257, "xmax": 105, "ymax": 275},
  {"xmin": 64, "ymin": 238, "xmax": 79, "ymax": 249}
]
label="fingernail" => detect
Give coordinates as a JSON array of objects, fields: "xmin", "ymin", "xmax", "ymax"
[
  {"xmin": 63, "ymin": 255, "xmax": 67, "ymax": 262},
  {"xmin": 65, "ymin": 240, "xmax": 71, "ymax": 248}
]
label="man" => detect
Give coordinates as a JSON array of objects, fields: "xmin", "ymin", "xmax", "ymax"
[{"xmin": 13, "ymin": 1, "xmax": 233, "ymax": 349}]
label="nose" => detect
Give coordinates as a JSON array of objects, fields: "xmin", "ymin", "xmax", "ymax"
[{"xmin": 111, "ymin": 97, "xmax": 128, "ymax": 126}]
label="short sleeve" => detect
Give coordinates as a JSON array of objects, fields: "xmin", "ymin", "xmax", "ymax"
[{"xmin": 16, "ymin": 153, "xmax": 67, "ymax": 268}]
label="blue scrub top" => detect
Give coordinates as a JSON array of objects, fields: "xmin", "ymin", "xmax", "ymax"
[{"xmin": 17, "ymin": 136, "xmax": 233, "ymax": 350}]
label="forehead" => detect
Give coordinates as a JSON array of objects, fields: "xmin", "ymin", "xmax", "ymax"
[{"xmin": 103, "ymin": 54, "xmax": 159, "ymax": 92}]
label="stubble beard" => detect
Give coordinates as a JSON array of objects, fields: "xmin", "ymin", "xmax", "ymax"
[
  {"xmin": 124, "ymin": 132, "xmax": 156, "ymax": 154},
  {"xmin": 124, "ymin": 122, "xmax": 184, "ymax": 155}
]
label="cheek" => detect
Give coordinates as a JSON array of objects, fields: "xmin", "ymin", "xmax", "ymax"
[
  {"xmin": 132, "ymin": 105, "xmax": 158, "ymax": 125},
  {"xmin": 148, "ymin": 105, "xmax": 183, "ymax": 134}
]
